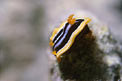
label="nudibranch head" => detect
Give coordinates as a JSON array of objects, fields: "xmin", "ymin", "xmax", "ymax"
[{"xmin": 49, "ymin": 14, "xmax": 91, "ymax": 62}]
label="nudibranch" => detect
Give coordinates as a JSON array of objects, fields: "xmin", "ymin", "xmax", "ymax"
[{"xmin": 49, "ymin": 14, "xmax": 91, "ymax": 62}]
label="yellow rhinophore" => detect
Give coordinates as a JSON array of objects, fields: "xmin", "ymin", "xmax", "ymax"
[{"xmin": 67, "ymin": 14, "xmax": 76, "ymax": 25}]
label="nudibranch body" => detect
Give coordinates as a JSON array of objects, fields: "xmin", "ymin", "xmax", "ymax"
[{"xmin": 49, "ymin": 14, "xmax": 91, "ymax": 62}]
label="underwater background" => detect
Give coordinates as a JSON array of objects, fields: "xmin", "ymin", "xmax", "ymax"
[{"xmin": 0, "ymin": 0, "xmax": 122, "ymax": 81}]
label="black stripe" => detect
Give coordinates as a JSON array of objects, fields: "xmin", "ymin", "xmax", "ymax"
[
  {"xmin": 55, "ymin": 19, "xmax": 84, "ymax": 52},
  {"xmin": 53, "ymin": 29, "xmax": 63, "ymax": 43},
  {"xmin": 53, "ymin": 20, "xmax": 81, "ymax": 45},
  {"xmin": 52, "ymin": 23, "xmax": 69, "ymax": 50}
]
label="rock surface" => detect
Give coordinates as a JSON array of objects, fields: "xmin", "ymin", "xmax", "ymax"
[{"xmin": 48, "ymin": 12, "xmax": 122, "ymax": 81}]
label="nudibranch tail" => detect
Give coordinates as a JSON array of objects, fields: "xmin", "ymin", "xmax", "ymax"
[{"xmin": 49, "ymin": 14, "xmax": 91, "ymax": 62}]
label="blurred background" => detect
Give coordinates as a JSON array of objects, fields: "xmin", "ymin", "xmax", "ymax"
[{"xmin": 0, "ymin": 0, "xmax": 121, "ymax": 81}]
